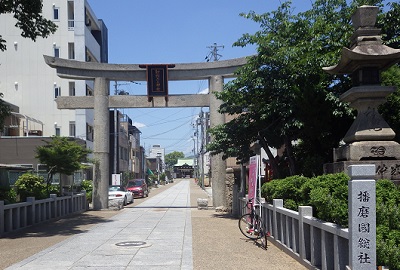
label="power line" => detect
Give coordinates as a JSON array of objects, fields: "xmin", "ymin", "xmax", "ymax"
[{"xmin": 143, "ymin": 119, "xmax": 192, "ymax": 139}]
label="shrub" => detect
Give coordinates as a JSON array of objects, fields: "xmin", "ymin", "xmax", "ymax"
[
  {"xmin": 80, "ymin": 180, "xmax": 93, "ymax": 203},
  {"xmin": 262, "ymin": 174, "xmax": 400, "ymax": 269},
  {"xmin": 47, "ymin": 184, "xmax": 60, "ymax": 196},
  {"xmin": 301, "ymin": 173, "xmax": 349, "ymax": 225},
  {"xmin": 0, "ymin": 186, "xmax": 17, "ymax": 204},
  {"xmin": 14, "ymin": 173, "xmax": 47, "ymax": 201},
  {"xmin": 262, "ymin": 175, "xmax": 308, "ymax": 210},
  {"xmin": 376, "ymin": 179, "xmax": 400, "ymax": 268}
]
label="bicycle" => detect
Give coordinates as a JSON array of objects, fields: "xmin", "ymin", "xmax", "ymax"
[{"xmin": 238, "ymin": 198, "xmax": 269, "ymax": 248}]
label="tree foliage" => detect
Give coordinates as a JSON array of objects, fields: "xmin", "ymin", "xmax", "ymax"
[
  {"xmin": 0, "ymin": 0, "xmax": 57, "ymax": 51},
  {"xmin": 208, "ymin": 0, "xmax": 398, "ymax": 178},
  {"xmin": 164, "ymin": 151, "xmax": 185, "ymax": 170},
  {"xmin": 380, "ymin": 65, "xmax": 400, "ymax": 141},
  {"xmin": 35, "ymin": 137, "xmax": 92, "ymax": 192}
]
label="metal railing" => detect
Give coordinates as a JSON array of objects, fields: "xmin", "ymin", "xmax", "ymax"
[{"xmin": 0, "ymin": 193, "xmax": 87, "ymax": 236}]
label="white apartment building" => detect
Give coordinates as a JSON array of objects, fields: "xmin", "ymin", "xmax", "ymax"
[
  {"xmin": 149, "ymin": 145, "xmax": 165, "ymax": 160},
  {"xmin": 0, "ymin": 0, "xmax": 108, "ymax": 151},
  {"xmin": 148, "ymin": 145, "xmax": 165, "ymax": 173}
]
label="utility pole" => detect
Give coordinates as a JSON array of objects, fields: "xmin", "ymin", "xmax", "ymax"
[
  {"xmin": 205, "ymin": 42, "xmax": 224, "ymax": 62},
  {"xmin": 112, "ymin": 81, "xmax": 129, "ymax": 175},
  {"xmin": 200, "ymin": 43, "xmax": 223, "ymax": 187},
  {"xmin": 200, "ymin": 109, "xmax": 205, "ymax": 189}
]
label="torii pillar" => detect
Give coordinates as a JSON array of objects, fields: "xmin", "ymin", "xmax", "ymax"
[
  {"xmin": 92, "ymin": 77, "xmax": 110, "ymax": 208},
  {"xmin": 209, "ymin": 75, "xmax": 226, "ymax": 207},
  {"xmin": 44, "ymin": 55, "xmax": 247, "ymax": 210}
]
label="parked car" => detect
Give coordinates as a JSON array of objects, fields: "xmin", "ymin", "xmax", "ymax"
[
  {"xmin": 108, "ymin": 185, "xmax": 133, "ymax": 205},
  {"xmin": 126, "ymin": 179, "xmax": 149, "ymax": 198}
]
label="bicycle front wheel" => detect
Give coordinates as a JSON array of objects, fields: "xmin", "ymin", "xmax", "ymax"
[{"xmin": 238, "ymin": 213, "xmax": 263, "ymax": 240}]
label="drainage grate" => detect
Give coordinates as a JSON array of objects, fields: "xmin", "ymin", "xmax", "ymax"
[{"xmin": 115, "ymin": 241, "xmax": 147, "ymax": 247}]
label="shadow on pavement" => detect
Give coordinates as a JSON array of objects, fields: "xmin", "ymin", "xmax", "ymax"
[
  {"xmin": 211, "ymin": 212, "xmax": 238, "ymax": 220},
  {"xmin": 1, "ymin": 211, "xmax": 114, "ymax": 239}
]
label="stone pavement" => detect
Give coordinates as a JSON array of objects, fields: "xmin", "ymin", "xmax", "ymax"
[{"xmin": 1, "ymin": 179, "xmax": 307, "ymax": 270}]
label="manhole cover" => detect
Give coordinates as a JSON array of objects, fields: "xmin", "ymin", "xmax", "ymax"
[{"xmin": 115, "ymin": 241, "xmax": 147, "ymax": 247}]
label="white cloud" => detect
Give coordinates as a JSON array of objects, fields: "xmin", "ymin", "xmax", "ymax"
[
  {"xmin": 133, "ymin": 122, "xmax": 146, "ymax": 128},
  {"xmin": 198, "ymin": 88, "xmax": 209, "ymax": 94}
]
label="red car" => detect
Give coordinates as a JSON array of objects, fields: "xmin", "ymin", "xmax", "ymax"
[{"xmin": 126, "ymin": 179, "xmax": 149, "ymax": 198}]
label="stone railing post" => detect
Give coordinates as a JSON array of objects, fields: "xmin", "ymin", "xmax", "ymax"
[
  {"xmin": 272, "ymin": 199, "xmax": 283, "ymax": 237},
  {"xmin": 50, "ymin": 194, "xmax": 57, "ymax": 218},
  {"xmin": 299, "ymin": 206, "xmax": 313, "ymax": 260},
  {"xmin": 82, "ymin": 190, "xmax": 88, "ymax": 210},
  {"xmin": 0, "ymin": 200, "xmax": 4, "ymax": 235},
  {"xmin": 348, "ymin": 164, "xmax": 376, "ymax": 270},
  {"xmin": 70, "ymin": 194, "xmax": 74, "ymax": 213},
  {"xmin": 232, "ymin": 184, "xmax": 239, "ymax": 218},
  {"xmin": 26, "ymin": 197, "xmax": 35, "ymax": 225}
]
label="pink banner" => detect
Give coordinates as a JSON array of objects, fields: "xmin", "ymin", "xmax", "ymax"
[{"xmin": 248, "ymin": 156, "xmax": 258, "ymax": 202}]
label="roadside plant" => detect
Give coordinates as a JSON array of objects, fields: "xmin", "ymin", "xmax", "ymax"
[
  {"xmin": 80, "ymin": 180, "xmax": 93, "ymax": 203},
  {"xmin": 14, "ymin": 173, "xmax": 47, "ymax": 201},
  {"xmin": 0, "ymin": 186, "xmax": 16, "ymax": 204},
  {"xmin": 262, "ymin": 174, "xmax": 400, "ymax": 268},
  {"xmin": 35, "ymin": 136, "xmax": 92, "ymax": 194}
]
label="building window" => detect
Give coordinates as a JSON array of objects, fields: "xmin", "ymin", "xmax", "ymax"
[
  {"xmin": 86, "ymin": 124, "xmax": 94, "ymax": 142},
  {"xmin": 86, "ymin": 85, "xmax": 93, "ymax": 96},
  {"xmin": 54, "ymin": 87, "xmax": 61, "ymax": 98},
  {"xmin": 53, "ymin": 7, "xmax": 60, "ymax": 20},
  {"xmin": 69, "ymin": 121, "xmax": 76, "ymax": 137},
  {"xmin": 55, "ymin": 127, "xmax": 61, "ymax": 136},
  {"xmin": 69, "ymin": 82, "xmax": 75, "ymax": 96},
  {"xmin": 54, "ymin": 47, "xmax": 60, "ymax": 58},
  {"xmin": 68, "ymin": 43, "xmax": 75, "ymax": 59}
]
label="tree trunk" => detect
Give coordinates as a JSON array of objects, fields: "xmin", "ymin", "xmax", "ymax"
[
  {"xmin": 284, "ymin": 136, "xmax": 296, "ymax": 176},
  {"xmin": 258, "ymin": 135, "xmax": 280, "ymax": 179}
]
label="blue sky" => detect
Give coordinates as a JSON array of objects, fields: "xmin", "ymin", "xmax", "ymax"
[{"xmin": 86, "ymin": 0, "xmax": 342, "ymax": 156}]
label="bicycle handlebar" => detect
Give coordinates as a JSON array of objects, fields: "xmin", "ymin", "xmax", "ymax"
[{"xmin": 246, "ymin": 198, "xmax": 260, "ymax": 209}]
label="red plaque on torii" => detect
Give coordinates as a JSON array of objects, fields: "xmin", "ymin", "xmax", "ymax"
[{"xmin": 139, "ymin": 64, "xmax": 175, "ymax": 102}]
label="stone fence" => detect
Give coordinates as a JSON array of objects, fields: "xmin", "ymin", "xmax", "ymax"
[
  {"xmin": 238, "ymin": 197, "xmax": 349, "ymax": 270},
  {"xmin": 0, "ymin": 193, "xmax": 87, "ymax": 236}
]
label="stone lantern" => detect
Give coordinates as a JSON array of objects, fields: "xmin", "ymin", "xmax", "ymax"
[{"xmin": 323, "ymin": 6, "xmax": 400, "ymax": 181}]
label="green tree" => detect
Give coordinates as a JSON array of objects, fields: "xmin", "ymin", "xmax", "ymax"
[
  {"xmin": 208, "ymin": 0, "xmax": 395, "ymax": 178},
  {"xmin": 0, "ymin": 0, "xmax": 57, "ymax": 51},
  {"xmin": 0, "ymin": 93, "xmax": 11, "ymax": 132},
  {"xmin": 164, "ymin": 151, "xmax": 185, "ymax": 170},
  {"xmin": 380, "ymin": 65, "xmax": 400, "ymax": 142},
  {"xmin": 35, "ymin": 136, "xmax": 92, "ymax": 193}
]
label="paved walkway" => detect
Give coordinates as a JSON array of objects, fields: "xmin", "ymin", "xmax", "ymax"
[{"xmin": 3, "ymin": 179, "xmax": 307, "ymax": 270}]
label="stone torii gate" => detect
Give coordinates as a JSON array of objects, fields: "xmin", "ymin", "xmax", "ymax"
[{"xmin": 44, "ymin": 55, "xmax": 247, "ymax": 210}]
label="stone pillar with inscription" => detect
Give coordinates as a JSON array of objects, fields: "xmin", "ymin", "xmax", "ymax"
[
  {"xmin": 323, "ymin": 6, "xmax": 400, "ymax": 182},
  {"xmin": 347, "ymin": 165, "xmax": 376, "ymax": 270}
]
